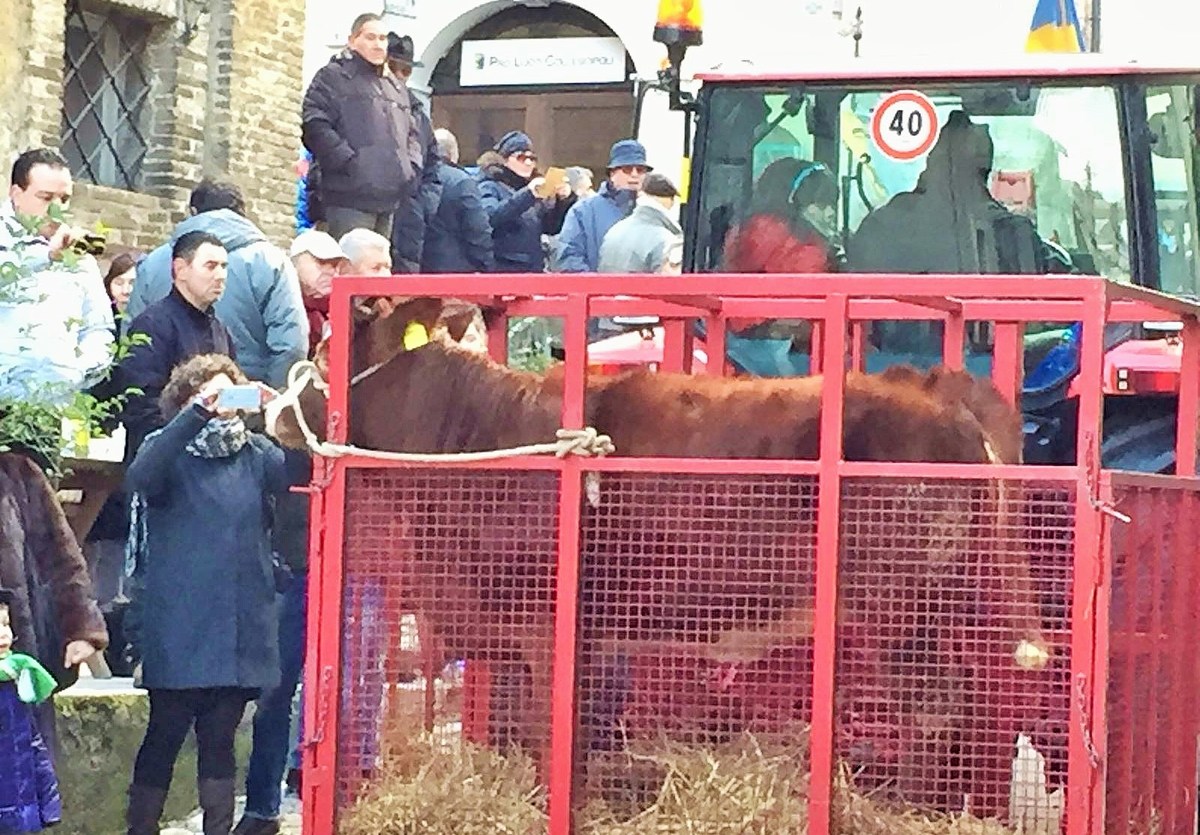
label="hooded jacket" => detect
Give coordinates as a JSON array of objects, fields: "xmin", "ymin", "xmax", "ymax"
[
  {"xmin": 301, "ymin": 50, "xmax": 420, "ymax": 213},
  {"xmin": 556, "ymin": 181, "xmax": 636, "ymax": 272},
  {"xmin": 126, "ymin": 209, "xmax": 308, "ymax": 389}
]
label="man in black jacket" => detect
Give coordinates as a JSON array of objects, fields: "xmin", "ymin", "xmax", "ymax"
[
  {"xmin": 386, "ymin": 32, "xmax": 441, "ymax": 273},
  {"xmin": 421, "ymin": 128, "xmax": 494, "ymax": 273},
  {"xmin": 116, "ymin": 231, "xmax": 235, "ymax": 460},
  {"xmin": 301, "ymin": 13, "xmax": 421, "ymax": 241}
]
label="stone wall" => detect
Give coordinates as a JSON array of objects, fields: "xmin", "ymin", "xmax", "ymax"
[{"xmin": 0, "ymin": 0, "xmax": 304, "ymax": 252}]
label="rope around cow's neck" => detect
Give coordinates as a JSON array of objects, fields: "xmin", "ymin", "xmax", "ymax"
[{"xmin": 280, "ymin": 360, "xmax": 616, "ymax": 462}]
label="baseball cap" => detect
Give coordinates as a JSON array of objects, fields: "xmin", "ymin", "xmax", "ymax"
[{"xmin": 289, "ymin": 230, "xmax": 345, "ymax": 261}]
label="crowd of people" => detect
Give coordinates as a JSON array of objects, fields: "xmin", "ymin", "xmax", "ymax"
[{"xmin": 0, "ymin": 8, "xmax": 691, "ymax": 835}]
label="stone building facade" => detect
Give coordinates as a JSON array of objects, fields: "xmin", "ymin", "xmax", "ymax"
[{"xmin": 0, "ymin": 0, "xmax": 305, "ymax": 251}]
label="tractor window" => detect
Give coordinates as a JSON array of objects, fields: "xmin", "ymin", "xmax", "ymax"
[
  {"xmin": 696, "ymin": 82, "xmax": 1130, "ymax": 283},
  {"xmin": 1145, "ymin": 85, "xmax": 1200, "ymax": 297}
]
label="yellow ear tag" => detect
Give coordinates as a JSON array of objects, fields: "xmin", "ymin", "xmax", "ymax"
[{"xmin": 403, "ymin": 321, "xmax": 430, "ymax": 350}]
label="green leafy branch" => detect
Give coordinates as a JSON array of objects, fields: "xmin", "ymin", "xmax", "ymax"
[{"xmin": 0, "ymin": 207, "xmax": 138, "ymax": 478}]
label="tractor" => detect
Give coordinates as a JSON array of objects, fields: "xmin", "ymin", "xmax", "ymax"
[{"xmin": 635, "ymin": 0, "xmax": 1200, "ymax": 473}]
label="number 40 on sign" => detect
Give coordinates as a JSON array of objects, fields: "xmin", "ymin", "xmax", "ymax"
[{"xmin": 870, "ymin": 90, "xmax": 940, "ymax": 162}]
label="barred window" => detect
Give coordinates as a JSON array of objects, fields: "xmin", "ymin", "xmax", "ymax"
[{"xmin": 61, "ymin": 0, "xmax": 153, "ymax": 190}]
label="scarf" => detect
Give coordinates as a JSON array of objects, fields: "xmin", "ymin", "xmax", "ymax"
[
  {"xmin": 0, "ymin": 652, "xmax": 57, "ymax": 704},
  {"xmin": 124, "ymin": 416, "xmax": 251, "ymax": 578},
  {"xmin": 186, "ymin": 415, "xmax": 250, "ymax": 459}
]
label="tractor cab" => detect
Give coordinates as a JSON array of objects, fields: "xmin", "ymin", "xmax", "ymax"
[{"xmin": 655, "ymin": 44, "xmax": 1200, "ymax": 469}]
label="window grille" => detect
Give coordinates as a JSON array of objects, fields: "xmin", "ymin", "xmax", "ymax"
[{"xmin": 61, "ymin": 0, "xmax": 153, "ymax": 190}]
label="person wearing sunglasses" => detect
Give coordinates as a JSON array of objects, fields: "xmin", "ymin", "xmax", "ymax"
[
  {"xmin": 476, "ymin": 131, "xmax": 576, "ymax": 273},
  {"xmin": 557, "ymin": 138, "xmax": 651, "ymax": 274}
]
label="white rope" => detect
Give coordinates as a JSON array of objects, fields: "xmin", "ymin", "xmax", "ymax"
[{"xmin": 279, "ymin": 360, "xmax": 616, "ymax": 462}]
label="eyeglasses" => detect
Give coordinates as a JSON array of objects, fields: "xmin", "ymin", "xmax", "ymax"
[
  {"xmin": 614, "ymin": 165, "xmax": 649, "ymax": 175},
  {"xmin": 516, "ymin": 152, "xmax": 538, "ymax": 163}
]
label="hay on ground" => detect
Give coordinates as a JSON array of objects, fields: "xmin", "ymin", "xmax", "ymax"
[{"xmin": 341, "ymin": 730, "xmax": 1023, "ymax": 834}]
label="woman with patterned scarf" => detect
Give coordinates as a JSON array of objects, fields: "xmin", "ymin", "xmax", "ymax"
[{"xmin": 123, "ymin": 354, "xmax": 288, "ymax": 835}]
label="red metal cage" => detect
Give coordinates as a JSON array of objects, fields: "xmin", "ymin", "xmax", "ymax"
[{"xmin": 297, "ymin": 274, "xmax": 1200, "ymax": 835}]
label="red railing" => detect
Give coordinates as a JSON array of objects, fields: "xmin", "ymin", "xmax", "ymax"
[{"xmin": 298, "ymin": 274, "xmax": 1200, "ymax": 835}]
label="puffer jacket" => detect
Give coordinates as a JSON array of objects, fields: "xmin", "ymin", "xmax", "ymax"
[
  {"xmin": 477, "ymin": 164, "xmax": 575, "ymax": 273},
  {"xmin": 301, "ymin": 50, "xmax": 420, "ymax": 213},
  {"xmin": 126, "ymin": 209, "xmax": 308, "ymax": 389},
  {"xmin": 0, "ymin": 682, "xmax": 60, "ymax": 833}
]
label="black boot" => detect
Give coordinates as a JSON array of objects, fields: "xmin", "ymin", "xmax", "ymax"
[
  {"xmin": 126, "ymin": 783, "xmax": 168, "ymax": 835},
  {"xmin": 198, "ymin": 778, "xmax": 237, "ymax": 835}
]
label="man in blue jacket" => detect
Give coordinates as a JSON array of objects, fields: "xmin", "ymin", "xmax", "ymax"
[
  {"xmin": 127, "ymin": 180, "xmax": 308, "ymax": 390},
  {"xmin": 555, "ymin": 139, "xmax": 650, "ymax": 273}
]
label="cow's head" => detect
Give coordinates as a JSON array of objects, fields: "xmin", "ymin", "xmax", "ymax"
[{"xmin": 266, "ymin": 297, "xmax": 489, "ymax": 450}]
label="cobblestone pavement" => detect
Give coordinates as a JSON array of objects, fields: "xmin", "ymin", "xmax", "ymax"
[{"xmin": 162, "ymin": 796, "xmax": 301, "ymax": 834}]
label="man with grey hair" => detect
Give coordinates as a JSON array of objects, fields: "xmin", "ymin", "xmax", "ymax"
[
  {"xmin": 420, "ymin": 128, "xmax": 494, "ymax": 273},
  {"xmin": 337, "ymin": 227, "xmax": 392, "ymax": 276}
]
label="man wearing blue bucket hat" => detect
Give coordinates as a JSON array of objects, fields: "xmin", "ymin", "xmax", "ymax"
[{"xmin": 556, "ymin": 138, "xmax": 650, "ymax": 273}]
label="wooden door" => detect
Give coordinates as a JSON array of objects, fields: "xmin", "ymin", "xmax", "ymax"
[{"xmin": 432, "ymin": 90, "xmax": 633, "ymax": 177}]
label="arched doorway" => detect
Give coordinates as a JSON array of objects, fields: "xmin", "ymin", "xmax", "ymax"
[{"xmin": 429, "ymin": 4, "xmax": 636, "ymax": 178}]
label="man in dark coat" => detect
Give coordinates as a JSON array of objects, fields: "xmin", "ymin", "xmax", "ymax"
[
  {"xmin": 301, "ymin": 12, "xmax": 421, "ymax": 241},
  {"xmin": 421, "ymin": 128, "xmax": 494, "ymax": 273},
  {"xmin": 386, "ymin": 32, "xmax": 442, "ymax": 274},
  {"xmin": 116, "ymin": 231, "xmax": 236, "ymax": 461}
]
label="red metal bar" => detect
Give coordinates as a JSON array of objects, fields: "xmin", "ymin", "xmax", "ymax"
[
  {"xmin": 1146, "ymin": 489, "xmax": 1165, "ymax": 829},
  {"xmin": 303, "ymin": 463, "xmax": 345, "ymax": 835},
  {"xmin": 704, "ymin": 315, "xmax": 727, "ymax": 377},
  {"xmin": 1069, "ymin": 287, "xmax": 1108, "ymax": 835},
  {"xmin": 1182, "ymin": 491, "xmax": 1200, "ymax": 833},
  {"xmin": 808, "ymin": 294, "xmax": 848, "ymax": 835},
  {"xmin": 991, "ymin": 322, "xmax": 1023, "ymax": 406},
  {"xmin": 461, "ymin": 662, "xmax": 491, "ymax": 745},
  {"xmin": 1162, "ymin": 488, "xmax": 1187, "ymax": 834},
  {"xmin": 1174, "ymin": 316, "xmax": 1199, "ymax": 476},
  {"xmin": 1098, "ymin": 474, "xmax": 1125, "ymax": 835},
  {"xmin": 809, "ymin": 320, "xmax": 824, "ymax": 374},
  {"xmin": 661, "ymin": 318, "xmax": 689, "ymax": 373},
  {"xmin": 849, "ymin": 321, "xmax": 866, "ymax": 372},
  {"xmin": 421, "ymin": 628, "xmax": 436, "ymax": 732},
  {"xmin": 327, "ymin": 272, "xmax": 1138, "ymax": 302},
  {"xmin": 300, "ymin": 472, "xmax": 330, "ymax": 835},
  {"xmin": 547, "ymin": 293, "xmax": 589, "ymax": 835},
  {"xmin": 942, "ymin": 310, "xmax": 965, "ymax": 369}
]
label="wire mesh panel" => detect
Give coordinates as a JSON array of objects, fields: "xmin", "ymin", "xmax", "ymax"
[
  {"xmin": 335, "ymin": 467, "xmax": 561, "ymax": 824},
  {"xmin": 1105, "ymin": 480, "xmax": 1200, "ymax": 835},
  {"xmin": 576, "ymin": 472, "xmax": 818, "ymax": 827},
  {"xmin": 835, "ymin": 477, "xmax": 1075, "ymax": 832}
]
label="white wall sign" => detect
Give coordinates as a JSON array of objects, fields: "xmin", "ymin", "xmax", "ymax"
[
  {"xmin": 382, "ymin": 0, "xmax": 417, "ymax": 18},
  {"xmin": 459, "ymin": 37, "xmax": 627, "ymax": 87}
]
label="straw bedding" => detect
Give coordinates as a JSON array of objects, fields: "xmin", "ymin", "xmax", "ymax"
[{"xmin": 340, "ymin": 728, "xmax": 1021, "ymax": 835}]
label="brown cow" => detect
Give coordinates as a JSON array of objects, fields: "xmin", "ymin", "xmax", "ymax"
[{"xmin": 268, "ymin": 303, "xmax": 1045, "ymax": 813}]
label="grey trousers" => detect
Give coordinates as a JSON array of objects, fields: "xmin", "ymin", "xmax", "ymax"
[{"xmin": 325, "ymin": 207, "xmax": 393, "ymax": 241}]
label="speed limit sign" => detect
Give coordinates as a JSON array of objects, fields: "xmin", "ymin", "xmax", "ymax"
[{"xmin": 870, "ymin": 90, "xmax": 939, "ymax": 161}]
